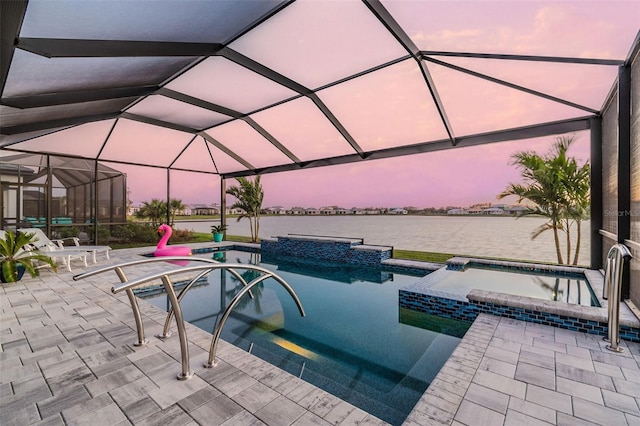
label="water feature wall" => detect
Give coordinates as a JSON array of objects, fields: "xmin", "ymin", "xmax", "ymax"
[{"xmin": 261, "ymin": 235, "xmax": 392, "ymax": 267}]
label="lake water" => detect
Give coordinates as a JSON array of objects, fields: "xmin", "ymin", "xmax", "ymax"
[{"xmin": 175, "ymin": 215, "xmax": 591, "ymax": 265}]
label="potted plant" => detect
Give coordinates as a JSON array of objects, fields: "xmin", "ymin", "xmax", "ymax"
[
  {"xmin": 211, "ymin": 224, "xmax": 227, "ymax": 243},
  {"xmin": 0, "ymin": 230, "xmax": 58, "ymax": 283}
]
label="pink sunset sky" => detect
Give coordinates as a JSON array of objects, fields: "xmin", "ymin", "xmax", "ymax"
[
  {"xmin": 120, "ymin": 133, "xmax": 590, "ymax": 209},
  {"xmin": 65, "ymin": 0, "xmax": 638, "ymax": 209}
]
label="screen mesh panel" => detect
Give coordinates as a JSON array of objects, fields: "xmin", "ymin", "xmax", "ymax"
[
  {"xmin": 601, "ymin": 94, "xmax": 618, "ymax": 237},
  {"xmin": 630, "ymin": 52, "xmax": 640, "ymax": 305}
]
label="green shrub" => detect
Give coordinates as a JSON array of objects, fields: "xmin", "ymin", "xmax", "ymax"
[
  {"xmin": 111, "ymin": 222, "xmax": 157, "ymax": 243},
  {"xmin": 55, "ymin": 226, "xmax": 80, "ymax": 239},
  {"xmin": 169, "ymin": 228, "xmax": 194, "ymax": 243},
  {"xmin": 84, "ymin": 224, "xmax": 110, "ymax": 245}
]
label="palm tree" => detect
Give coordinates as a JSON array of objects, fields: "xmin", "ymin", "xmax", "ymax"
[
  {"xmin": 560, "ymin": 141, "xmax": 591, "ymax": 265},
  {"xmin": 0, "ymin": 231, "xmax": 58, "ymax": 282},
  {"xmin": 136, "ymin": 198, "xmax": 167, "ymax": 228},
  {"xmin": 548, "ymin": 135, "xmax": 591, "ymax": 265},
  {"xmin": 169, "ymin": 199, "xmax": 185, "ymax": 227},
  {"xmin": 226, "ymin": 176, "xmax": 263, "ymax": 242},
  {"xmin": 499, "ymin": 134, "xmax": 590, "ymax": 265},
  {"xmin": 500, "ymin": 166, "xmax": 567, "ymax": 264}
]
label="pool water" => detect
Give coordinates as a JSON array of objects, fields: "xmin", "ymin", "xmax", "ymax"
[
  {"xmin": 429, "ymin": 263, "xmax": 599, "ymax": 306},
  {"xmin": 141, "ymin": 250, "xmax": 469, "ymax": 425}
]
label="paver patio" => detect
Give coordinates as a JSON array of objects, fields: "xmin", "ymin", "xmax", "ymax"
[{"xmin": 1, "ymin": 245, "xmax": 639, "ymax": 425}]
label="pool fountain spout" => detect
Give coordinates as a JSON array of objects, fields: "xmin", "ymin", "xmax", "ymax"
[{"xmin": 603, "ymin": 243, "xmax": 632, "ymax": 352}]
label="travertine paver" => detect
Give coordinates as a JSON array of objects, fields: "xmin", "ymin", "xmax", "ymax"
[
  {"xmin": 506, "ymin": 397, "xmax": 556, "ymax": 424},
  {"xmin": 572, "ymin": 397, "xmax": 629, "ymax": 425},
  {"xmin": 2, "ymin": 244, "xmax": 640, "ymax": 426},
  {"xmin": 519, "ymin": 349, "xmax": 555, "ymax": 369},
  {"xmin": 455, "ymin": 400, "xmax": 506, "ymax": 425},
  {"xmin": 602, "ymin": 389, "xmax": 640, "ymax": 415},
  {"xmin": 408, "ymin": 313, "xmax": 640, "ymax": 425},
  {"xmin": 557, "ymin": 376, "xmax": 604, "ymax": 404},
  {"xmin": 255, "ymin": 395, "xmax": 308, "ymax": 425},
  {"xmin": 463, "ymin": 383, "xmax": 509, "ymax": 414},
  {"xmin": 514, "ymin": 363, "xmax": 556, "ymax": 390}
]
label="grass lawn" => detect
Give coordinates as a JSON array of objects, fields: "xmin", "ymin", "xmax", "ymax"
[{"xmin": 393, "ymin": 249, "xmax": 454, "ymax": 263}]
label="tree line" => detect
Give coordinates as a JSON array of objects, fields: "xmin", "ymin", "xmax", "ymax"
[{"xmin": 135, "ymin": 176, "xmax": 264, "ymax": 243}]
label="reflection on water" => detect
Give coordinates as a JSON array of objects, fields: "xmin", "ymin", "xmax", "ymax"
[
  {"xmin": 535, "ymin": 276, "xmax": 595, "ymax": 305},
  {"xmin": 215, "ymin": 250, "xmax": 265, "ymax": 315}
]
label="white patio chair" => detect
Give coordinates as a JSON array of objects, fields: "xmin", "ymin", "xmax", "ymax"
[
  {"xmin": 51, "ymin": 232, "xmax": 111, "ymax": 262},
  {"xmin": 18, "ymin": 228, "xmax": 107, "ymax": 266},
  {"xmin": 23, "ymin": 242, "xmax": 89, "ymax": 272},
  {"xmin": 2, "ymin": 229, "xmax": 89, "ymax": 272}
]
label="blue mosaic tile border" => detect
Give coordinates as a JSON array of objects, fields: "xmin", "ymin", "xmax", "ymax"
[
  {"xmin": 446, "ymin": 257, "xmax": 586, "ymax": 277},
  {"xmin": 191, "ymin": 244, "xmax": 260, "ymax": 255},
  {"xmin": 399, "ymin": 290, "xmax": 477, "ymax": 322},
  {"xmin": 399, "ymin": 290, "xmax": 640, "ymax": 343},
  {"xmin": 384, "ymin": 264, "xmax": 435, "ymax": 276}
]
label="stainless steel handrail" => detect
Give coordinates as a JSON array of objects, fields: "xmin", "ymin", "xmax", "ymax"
[
  {"xmin": 599, "ymin": 229, "xmax": 617, "ymax": 241},
  {"xmin": 74, "ymin": 257, "xmax": 305, "ymax": 380},
  {"xmin": 623, "ymin": 238, "xmax": 640, "ymax": 252},
  {"xmin": 205, "ymin": 270, "xmax": 305, "ymax": 367},
  {"xmin": 603, "ymin": 243, "xmax": 632, "ymax": 352},
  {"xmin": 159, "ymin": 273, "xmax": 192, "ymax": 380},
  {"xmin": 74, "ymin": 256, "xmax": 224, "ymax": 346},
  {"xmin": 157, "ymin": 268, "xmax": 254, "ymax": 339}
]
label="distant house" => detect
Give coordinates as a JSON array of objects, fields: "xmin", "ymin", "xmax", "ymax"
[
  {"xmin": 227, "ymin": 207, "xmax": 245, "ymax": 215},
  {"xmin": 503, "ymin": 205, "xmax": 530, "ymax": 215},
  {"xmin": 491, "ymin": 203, "xmax": 510, "ymax": 210},
  {"xmin": 389, "ymin": 208, "xmax": 408, "ymax": 215},
  {"xmin": 336, "ymin": 208, "xmax": 350, "ymax": 215},
  {"xmin": 128, "ymin": 203, "xmax": 143, "ymax": 216},
  {"xmin": 305, "ymin": 207, "xmax": 320, "ymax": 215},
  {"xmin": 447, "ymin": 208, "xmax": 467, "ymax": 215},
  {"xmin": 352, "ymin": 208, "xmax": 364, "ymax": 215},
  {"xmin": 482, "ymin": 207, "xmax": 505, "ymax": 215},
  {"xmin": 289, "ymin": 207, "xmax": 306, "ymax": 215},
  {"xmin": 191, "ymin": 204, "xmax": 220, "ymax": 215},
  {"xmin": 177, "ymin": 205, "xmax": 192, "ymax": 216},
  {"xmin": 467, "ymin": 207, "xmax": 484, "ymax": 214},
  {"xmin": 266, "ymin": 206, "xmax": 287, "ymax": 215},
  {"xmin": 320, "ymin": 207, "xmax": 336, "ymax": 215},
  {"xmin": 364, "ymin": 209, "xmax": 380, "ymax": 215}
]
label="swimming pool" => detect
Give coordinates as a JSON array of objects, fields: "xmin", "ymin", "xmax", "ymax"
[
  {"xmin": 140, "ymin": 250, "xmax": 469, "ymax": 425},
  {"xmin": 419, "ymin": 261, "xmax": 599, "ymax": 306}
]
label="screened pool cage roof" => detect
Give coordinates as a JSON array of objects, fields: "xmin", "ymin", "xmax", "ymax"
[
  {"xmin": 0, "ymin": 153, "xmax": 124, "ymax": 189},
  {"xmin": 1, "ymin": 0, "xmax": 639, "ymax": 179}
]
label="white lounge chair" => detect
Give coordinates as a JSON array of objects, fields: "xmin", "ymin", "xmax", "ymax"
[
  {"xmin": 56, "ymin": 233, "xmax": 111, "ymax": 262},
  {"xmin": 1, "ymin": 229, "xmax": 89, "ymax": 272},
  {"xmin": 18, "ymin": 228, "xmax": 110, "ymax": 265}
]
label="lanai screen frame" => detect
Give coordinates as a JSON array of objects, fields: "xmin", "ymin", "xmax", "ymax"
[{"xmin": 1, "ymin": 0, "xmax": 638, "ymax": 274}]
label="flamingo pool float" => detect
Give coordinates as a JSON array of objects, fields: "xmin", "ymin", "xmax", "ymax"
[{"xmin": 154, "ymin": 224, "xmax": 192, "ymax": 265}]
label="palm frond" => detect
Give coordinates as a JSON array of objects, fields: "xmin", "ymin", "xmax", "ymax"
[{"xmin": 0, "ymin": 230, "xmax": 58, "ymax": 282}]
